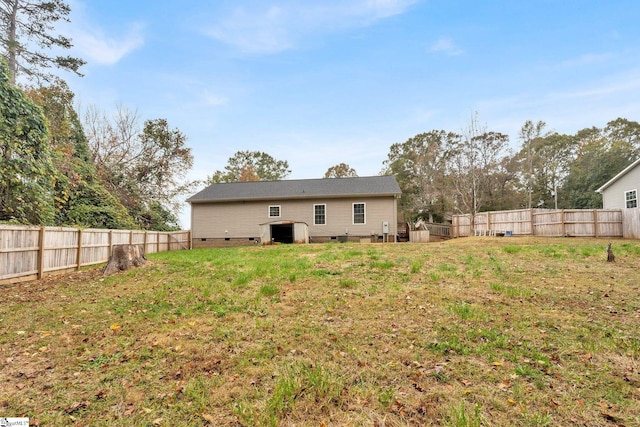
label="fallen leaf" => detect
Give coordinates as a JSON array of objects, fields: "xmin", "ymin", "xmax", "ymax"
[
  {"xmin": 152, "ymin": 418, "xmax": 163, "ymax": 425},
  {"xmin": 412, "ymin": 381, "xmax": 426, "ymax": 392},
  {"xmin": 64, "ymin": 401, "xmax": 90, "ymax": 414},
  {"xmin": 492, "ymin": 361, "xmax": 502, "ymax": 366},
  {"xmin": 600, "ymin": 412, "xmax": 624, "ymax": 424}
]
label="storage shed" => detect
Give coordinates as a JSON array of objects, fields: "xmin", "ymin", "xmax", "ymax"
[{"xmin": 259, "ymin": 220, "xmax": 309, "ymax": 244}]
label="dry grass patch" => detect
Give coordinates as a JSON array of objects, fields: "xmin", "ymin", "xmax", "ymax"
[{"xmin": 0, "ymin": 237, "xmax": 639, "ymax": 426}]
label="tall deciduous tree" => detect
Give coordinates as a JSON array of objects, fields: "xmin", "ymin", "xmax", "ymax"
[
  {"xmin": 84, "ymin": 105, "xmax": 194, "ymax": 230},
  {"xmin": 603, "ymin": 117, "xmax": 640, "ymax": 150},
  {"xmin": 26, "ymin": 80, "xmax": 136, "ymax": 228},
  {"xmin": 0, "ymin": 0, "xmax": 84, "ymax": 84},
  {"xmin": 560, "ymin": 119, "xmax": 640, "ymax": 209},
  {"xmin": 518, "ymin": 132, "xmax": 576, "ymax": 209},
  {"xmin": 518, "ymin": 120, "xmax": 550, "ymax": 208},
  {"xmin": 383, "ymin": 130, "xmax": 458, "ymax": 223},
  {"xmin": 449, "ymin": 114, "xmax": 509, "ymax": 231},
  {"xmin": 324, "ymin": 163, "xmax": 358, "ymax": 178},
  {"xmin": 0, "ymin": 58, "xmax": 55, "ymax": 224},
  {"xmin": 208, "ymin": 150, "xmax": 290, "ymax": 183}
]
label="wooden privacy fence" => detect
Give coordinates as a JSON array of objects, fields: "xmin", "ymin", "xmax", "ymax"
[
  {"xmin": 409, "ymin": 230, "xmax": 430, "ymax": 243},
  {"xmin": 622, "ymin": 209, "xmax": 640, "ymax": 239},
  {"xmin": 451, "ymin": 208, "xmax": 624, "ymax": 238},
  {"xmin": 0, "ymin": 225, "xmax": 191, "ymax": 285}
]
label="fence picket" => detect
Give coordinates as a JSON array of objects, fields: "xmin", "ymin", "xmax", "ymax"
[
  {"xmin": 0, "ymin": 226, "xmax": 190, "ymax": 285},
  {"xmin": 451, "ymin": 208, "xmax": 625, "ymax": 238}
]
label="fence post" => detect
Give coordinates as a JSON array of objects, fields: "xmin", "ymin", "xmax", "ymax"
[
  {"xmin": 37, "ymin": 227, "xmax": 45, "ymax": 280},
  {"xmin": 108, "ymin": 230, "xmax": 113, "ymax": 258},
  {"xmin": 530, "ymin": 209, "xmax": 535, "ymax": 236},
  {"xmin": 143, "ymin": 231, "xmax": 148, "ymax": 255},
  {"xmin": 188, "ymin": 230, "xmax": 192, "ymax": 250},
  {"xmin": 130, "ymin": 230, "xmax": 134, "ymax": 245},
  {"xmin": 594, "ymin": 209, "xmax": 599, "ymax": 238},
  {"xmin": 76, "ymin": 228, "xmax": 83, "ymax": 271},
  {"xmin": 561, "ymin": 210, "xmax": 566, "ymax": 237}
]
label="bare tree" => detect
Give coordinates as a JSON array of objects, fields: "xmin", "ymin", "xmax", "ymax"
[
  {"xmin": 518, "ymin": 120, "xmax": 548, "ymax": 208},
  {"xmin": 449, "ymin": 113, "xmax": 509, "ymax": 232},
  {"xmin": 84, "ymin": 105, "xmax": 195, "ymax": 229}
]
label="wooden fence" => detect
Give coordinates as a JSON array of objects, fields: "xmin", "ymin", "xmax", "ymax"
[
  {"xmin": 425, "ymin": 223, "xmax": 451, "ymax": 238},
  {"xmin": 409, "ymin": 230, "xmax": 430, "ymax": 243},
  {"xmin": 622, "ymin": 209, "xmax": 640, "ymax": 239},
  {"xmin": 0, "ymin": 225, "xmax": 191, "ymax": 285},
  {"xmin": 451, "ymin": 208, "xmax": 624, "ymax": 238}
]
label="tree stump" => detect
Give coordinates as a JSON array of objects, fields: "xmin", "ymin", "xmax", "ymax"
[
  {"xmin": 103, "ymin": 244, "xmax": 147, "ymax": 275},
  {"xmin": 606, "ymin": 243, "xmax": 615, "ymax": 263}
]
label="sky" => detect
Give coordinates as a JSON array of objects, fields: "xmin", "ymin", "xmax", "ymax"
[{"xmin": 55, "ymin": 0, "xmax": 640, "ymax": 226}]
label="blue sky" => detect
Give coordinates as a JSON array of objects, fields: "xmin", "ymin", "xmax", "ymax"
[{"xmin": 58, "ymin": 0, "xmax": 640, "ymax": 225}]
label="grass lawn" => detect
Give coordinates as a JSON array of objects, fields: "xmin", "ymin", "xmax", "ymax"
[{"xmin": 1, "ymin": 237, "xmax": 639, "ymax": 426}]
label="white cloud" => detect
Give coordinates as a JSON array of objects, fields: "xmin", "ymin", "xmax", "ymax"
[
  {"xmin": 201, "ymin": 90, "xmax": 229, "ymax": 107},
  {"xmin": 63, "ymin": 1, "xmax": 145, "ymax": 66},
  {"xmin": 560, "ymin": 52, "xmax": 614, "ymax": 68},
  {"xmin": 472, "ymin": 68, "xmax": 640, "ymax": 145},
  {"xmin": 430, "ymin": 37, "xmax": 464, "ymax": 56},
  {"xmin": 203, "ymin": 0, "xmax": 419, "ymax": 54},
  {"xmin": 72, "ymin": 23, "xmax": 145, "ymax": 66},
  {"xmin": 205, "ymin": 6, "xmax": 293, "ymax": 54},
  {"xmin": 553, "ymin": 69, "xmax": 640, "ymax": 100}
]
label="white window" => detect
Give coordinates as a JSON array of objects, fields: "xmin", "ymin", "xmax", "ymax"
[
  {"xmin": 269, "ymin": 205, "xmax": 281, "ymax": 217},
  {"xmin": 353, "ymin": 203, "xmax": 365, "ymax": 224},
  {"xmin": 626, "ymin": 190, "xmax": 638, "ymax": 208},
  {"xmin": 314, "ymin": 204, "xmax": 326, "ymax": 225}
]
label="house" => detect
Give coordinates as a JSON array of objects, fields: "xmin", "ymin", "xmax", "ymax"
[
  {"xmin": 187, "ymin": 176, "xmax": 402, "ymax": 248},
  {"xmin": 596, "ymin": 158, "xmax": 639, "ymax": 209}
]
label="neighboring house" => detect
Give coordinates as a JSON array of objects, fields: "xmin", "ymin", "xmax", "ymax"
[
  {"xmin": 187, "ymin": 176, "xmax": 402, "ymax": 248},
  {"xmin": 596, "ymin": 158, "xmax": 640, "ymax": 209}
]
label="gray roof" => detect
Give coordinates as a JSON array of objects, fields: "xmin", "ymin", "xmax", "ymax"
[{"xmin": 187, "ymin": 175, "xmax": 401, "ymax": 203}]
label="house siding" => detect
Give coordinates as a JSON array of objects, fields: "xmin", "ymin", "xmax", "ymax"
[
  {"xmin": 601, "ymin": 164, "xmax": 640, "ymax": 209},
  {"xmin": 191, "ymin": 196, "xmax": 398, "ymax": 246}
]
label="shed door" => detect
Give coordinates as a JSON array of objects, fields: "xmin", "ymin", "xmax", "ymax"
[{"xmin": 270, "ymin": 224, "xmax": 293, "ymax": 244}]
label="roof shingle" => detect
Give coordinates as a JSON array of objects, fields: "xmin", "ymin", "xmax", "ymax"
[{"xmin": 187, "ymin": 176, "xmax": 401, "ymax": 203}]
